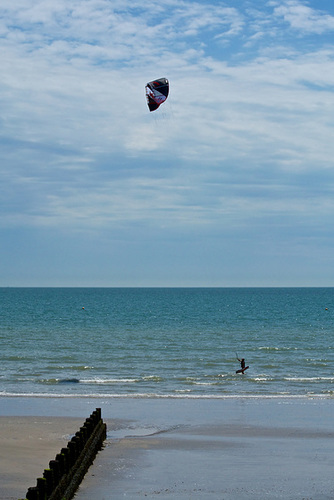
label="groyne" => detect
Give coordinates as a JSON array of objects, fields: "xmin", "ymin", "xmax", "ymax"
[{"xmin": 20, "ymin": 408, "xmax": 107, "ymax": 500}]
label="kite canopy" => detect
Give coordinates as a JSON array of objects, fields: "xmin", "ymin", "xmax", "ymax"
[{"xmin": 145, "ymin": 78, "xmax": 169, "ymax": 112}]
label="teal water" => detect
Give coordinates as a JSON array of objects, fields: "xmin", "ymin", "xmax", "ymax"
[{"xmin": 1, "ymin": 288, "xmax": 333, "ymax": 398}]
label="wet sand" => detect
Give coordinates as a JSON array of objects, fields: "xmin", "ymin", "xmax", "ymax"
[
  {"xmin": 0, "ymin": 416, "xmax": 82, "ymax": 500},
  {"xmin": 76, "ymin": 415, "xmax": 334, "ymax": 499},
  {"xmin": 1, "ymin": 397, "xmax": 334, "ymax": 499}
]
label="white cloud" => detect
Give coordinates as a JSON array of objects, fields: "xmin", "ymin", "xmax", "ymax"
[
  {"xmin": 1, "ymin": 0, "xmax": 334, "ymax": 286},
  {"xmin": 272, "ymin": 0, "xmax": 334, "ymax": 34}
]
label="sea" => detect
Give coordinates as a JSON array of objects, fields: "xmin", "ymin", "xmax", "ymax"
[{"xmin": 1, "ymin": 287, "xmax": 334, "ymax": 399}]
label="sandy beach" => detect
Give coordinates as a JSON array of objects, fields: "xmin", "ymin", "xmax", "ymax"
[
  {"xmin": 1, "ymin": 397, "xmax": 334, "ymax": 499},
  {"xmin": 0, "ymin": 416, "xmax": 83, "ymax": 500}
]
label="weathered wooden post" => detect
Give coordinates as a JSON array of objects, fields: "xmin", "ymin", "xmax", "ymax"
[
  {"xmin": 55, "ymin": 453, "xmax": 66, "ymax": 476},
  {"xmin": 26, "ymin": 486, "xmax": 39, "ymax": 499},
  {"xmin": 60, "ymin": 447, "xmax": 71, "ymax": 472},
  {"xmin": 49, "ymin": 460, "xmax": 61, "ymax": 487},
  {"xmin": 67, "ymin": 440, "xmax": 77, "ymax": 464},
  {"xmin": 36, "ymin": 477, "xmax": 47, "ymax": 500},
  {"xmin": 43, "ymin": 468, "xmax": 54, "ymax": 495}
]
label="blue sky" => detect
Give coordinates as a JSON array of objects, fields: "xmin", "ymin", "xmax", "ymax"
[{"xmin": 1, "ymin": 0, "xmax": 334, "ymax": 286}]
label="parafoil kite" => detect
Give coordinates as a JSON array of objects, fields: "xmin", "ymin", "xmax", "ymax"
[{"xmin": 145, "ymin": 78, "xmax": 169, "ymax": 112}]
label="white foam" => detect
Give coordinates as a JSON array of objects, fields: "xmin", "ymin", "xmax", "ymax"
[{"xmin": 1, "ymin": 391, "xmax": 333, "ymax": 400}]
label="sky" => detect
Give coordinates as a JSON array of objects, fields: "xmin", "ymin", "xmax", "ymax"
[{"xmin": 1, "ymin": 0, "xmax": 334, "ymax": 287}]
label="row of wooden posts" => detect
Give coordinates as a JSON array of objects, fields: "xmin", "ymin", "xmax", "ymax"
[{"xmin": 20, "ymin": 408, "xmax": 107, "ymax": 500}]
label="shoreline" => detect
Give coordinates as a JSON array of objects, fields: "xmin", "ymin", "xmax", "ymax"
[
  {"xmin": 1, "ymin": 397, "xmax": 334, "ymax": 499},
  {"xmin": 1, "ymin": 392, "xmax": 333, "ymax": 399}
]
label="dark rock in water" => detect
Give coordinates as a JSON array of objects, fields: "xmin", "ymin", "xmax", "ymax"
[{"xmin": 58, "ymin": 378, "xmax": 80, "ymax": 384}]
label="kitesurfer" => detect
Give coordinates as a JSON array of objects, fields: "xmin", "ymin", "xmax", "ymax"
[
  {"xmin": 238, "ymin": 357, "xmax": 246, "ymax": 371},
  {"xmin": 235, "ymin": 353, "xmax": 249, "ymax": 374},
  {"xmin": 237, "ymin": 358, "xmax": 246, "ymax": 373}
]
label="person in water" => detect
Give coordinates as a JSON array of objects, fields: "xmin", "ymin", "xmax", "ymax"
[{"xmin": 238, "ymin": 357, "xmax": 246, "ymax": 371}]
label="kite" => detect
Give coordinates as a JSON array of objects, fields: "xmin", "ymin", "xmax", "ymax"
[{"xmin": 145, "ymin": 78, "xmax": 169, "ymax": 112}]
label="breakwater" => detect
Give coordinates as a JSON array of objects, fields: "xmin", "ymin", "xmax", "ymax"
[{"xmin": 20, "ymin": 408, "xmax": 107, "ymax": 500}]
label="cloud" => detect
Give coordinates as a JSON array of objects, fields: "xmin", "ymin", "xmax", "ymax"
[
  {"xmin": 272, "ymin": 0, "xmax": 334, "ymax": 34},
  {"xmin": 1, "ymin": 0, "xmax": 334, "ymax": 252}
]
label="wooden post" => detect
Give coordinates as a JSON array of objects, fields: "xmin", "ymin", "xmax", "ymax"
[
  {"xmin": 36, "ymin": 477, "xmax": 47, "ymax": 500},
  {"xmin": 67, "ymin": 440, "xmax": 77, "ymax": 463},
  {"xmin": 61, "ymin": 447, "xmax": 71, "ymax": 472},
  {"xmin": 55, "ymin": 453, "xmax": 66, "ymax": 476},
  {"xmin": 43, "ymin": 468, "xmax": 54, "ymax": 495},
  {"xmin": 49, "ymin": 460, "xmax": 60, "ymax": 486},
  {"xmin": 26, "ymin": 486, "xmax": 39, "ymax": 499}
]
